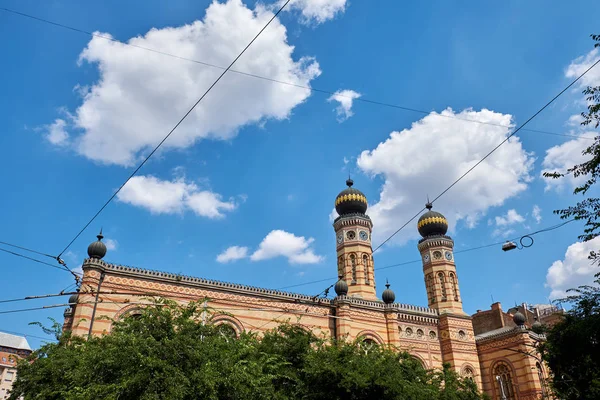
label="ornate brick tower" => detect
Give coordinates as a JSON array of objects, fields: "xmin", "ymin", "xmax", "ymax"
[
  {"xmin": 333, "ymin": 179, "xmax": 376, "ymax": 300},
  {"xmin": 417, "ymin": 203, "xmax": 482, "ymax": 387},
  {"xmin": 417, "ymin": 203, "xmax": 463, "ymax": 314}
]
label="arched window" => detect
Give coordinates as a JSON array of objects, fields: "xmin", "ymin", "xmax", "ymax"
[
  {"xmin": 350, "ymin": 254, "xmax": 357, "ymax": 283},
  {"xmin": 427, "ymin": 274, "xmax": 435, "ymax": 303},
  {"xmin": 410, "ymin": 356, "xmax": 426, "ymax": 369},
  {"xmin": 463, "ymin": 366, "xmax": 475, "ymax": 381},
  {"xmin": 449, "ymin": 272, "xmax": 459, "ymax": 301},
  {"xmin": 438, "ymin": 272, "xmax": 447, "ymax": 301},
  {"xmin": 363, "ymin": 254, "xmax": 370, "ymax": 285},
  {"xmin": 493, "ymin": 362, "xmax": 516, "ymax": 400},
  {"xmin": 337, "ymin": 256, "xmax": 344, "ymax": 279},
  {"xmin": 359, "ymin": 338, "xmax": 377, "ymax": 354},
  {"xmin": 216, "ymin": 323, "xmax": 238, "ymax": 340}
]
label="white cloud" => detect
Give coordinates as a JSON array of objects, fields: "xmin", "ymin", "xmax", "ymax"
[
  {"xmin": 284, "ymin": 0, "xmax": 347, "ymax": 24},
  {"xmin": 328, "ymin": 207, "xmax": 338, "ymax": 223},
  {"xmin": 546, "ymin": 236, "xmax": 600, "ymax": 299},
  {"xmin": 117, "ymin": 175, "xmax": 237, "ymax": 219},
  {"xmin": 541, "ymin": 132, "xmax": 596, "ymax": 192},
  {"xmin": 328, "ymin": 89, "xmax": 361, "ymax": 122},
  {"xmin": 492, "ymin": 228, "xmax": 516, "ymax": 238},
  {"xmin": 356, "ymin": 108, "xmax": 534, "ymax": 245},
  {"xmin": 532, "ymin": 205, "xmax": 542, "ymax": 224},
  {"xmin": 566, "ymin": 114, "xmax": 584, "ymax": 127},
  {"xmin": 45, "ymin": 119, "xmax": 69, "ymax": 146},
  {"xmin": 565, "ymin": 47, "xmax": 600, "ymax": 89},
  {"xmin": 495, "ymin": 209, "xmax": 525, "ymax": 227},
  {"xmin": 250, "ymin": 230, "xmax": 323, "ymax": 264},
  {"xmin": 216, "ymin": 246, "xmax": 249, "ymax": 263},
  {"xmin": 492, "ymin": 209, "xmax": 525, "ymax": 237},
  {"xmin": 104, "ymin": 238, "xmax": 118, "ymax": 251},
  {"xmin": 51, "ymin": 0, "xmax": 321, "ymax": 166}
]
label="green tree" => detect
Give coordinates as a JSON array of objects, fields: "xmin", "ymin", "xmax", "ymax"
[
  {"xmin": 541, "ymin": 273, "xmax": 600, "ymax": 399},
  {"xmin": 540, "ymin": 34, "xmax": 600, "ymax": 399},
  {"xmin": 10, "ymin": 299, "xmax": 483, "ymax": 400},
  {"xmin": 543, "ymin": 35, "xmax": 600, "ymax": 259}
]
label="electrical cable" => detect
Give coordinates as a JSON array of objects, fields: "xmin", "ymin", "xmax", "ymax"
[
  {"xmin": 278, "ymin": 218, "xmax": 578, "ymax": 290},
  {"xmin": 371, "ymin": 58, "xmax": 600, "ymax": 253},
  {"xmin": 0, "ymin": 247, "xmax": 70, "ymax": 273},
  {"xmin": 0, "ymin": 329, "xmax": 58, "ymax": 343},
  {"xmin": 0, "ymin": 7, "xmax": 590, "ymax": 142},
  {"xmin": 0, "ymin": 240, "xmax": 56, "ymax": 259},
  {"xmin": 0, "ymin": 219, "xmax": 577, "ymax": 308},
  {"xmin": 55, "ymin": 0, "xmax": 292, "ymax": 259}
]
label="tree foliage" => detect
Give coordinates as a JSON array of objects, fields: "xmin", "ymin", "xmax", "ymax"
[
  {"xmin": 541, "ymin": 273, "xmax": 600, "ymax": 399},
  {"xmin": 540, "ymin": 34, "xmax": 600, "ymax": 399},
  {"xmin": 10, "ymin": 299, "xmax": 482, "ymax": 400},
  {"xmin": 543, "ymin": 35, "xmax": 600, "ymax": 257}
]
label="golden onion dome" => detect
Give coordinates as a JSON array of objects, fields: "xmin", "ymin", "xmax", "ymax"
[
  {"xmin": 335, "ymin": 179, "xmax": 367, "ymax": 216},
  {"xmin": 417, "ymin": 203, "xmax": 448, "ymax": 238}
]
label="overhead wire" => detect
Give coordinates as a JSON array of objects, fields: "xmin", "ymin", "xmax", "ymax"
[
  {"xmin": 0, "ymin": 7, "xmax": 591, "ymax": 142},
  {"xmin": 371, "ymin": 57, "xmax": 600, "ymax": 253},
  {"xmin": 55, "ymin": 0, "xmax": 293, "ymax": 259},
  {"xmin": 277, "ymin": 218, "xmax": 578, "ymax": 290},
  {"xmin": 0, "ymin": 247, "xmax": 70, "ymax": 273},
  {"xmin": 0, "ymin": 218, "xmax": 578, "ymax": 309},
  {"xmin": 0, "ymin": 240, "xmax": 56, "ymax": 259},
  {"xmin": 0, "ymin": 329, "xmax": 58, "ymax": 343}
]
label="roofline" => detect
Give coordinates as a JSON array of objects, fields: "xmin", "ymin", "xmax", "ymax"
[
  {"xmin": 475, "ymin": 326, "xmax": 546, "ymax": 343},
  {"xmin": 82, "ymin": 259, "xmax": 439, "ymax": 318}
]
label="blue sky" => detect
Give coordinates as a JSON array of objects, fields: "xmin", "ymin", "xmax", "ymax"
[{"xmin": 1, "ymin": 0, "xmax": 600, "ymax": 348}]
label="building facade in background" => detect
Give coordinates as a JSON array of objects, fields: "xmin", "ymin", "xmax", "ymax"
[
  {"xmin": 64, "ymin": 179, "xmax": 561, "ymax": 400},
  {"xmin": 0, "ymin": 332, "xmax": 31, "ymax": 400}
]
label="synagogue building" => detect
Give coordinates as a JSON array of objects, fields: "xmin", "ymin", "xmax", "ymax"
[{"xmin": 63, "ymin": 179, "xmax": 561, "ymax": 400}]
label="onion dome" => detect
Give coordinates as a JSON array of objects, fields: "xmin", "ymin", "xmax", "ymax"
[
  {"xmin": 68, "ymin": 293, "xmax": 79, "ymax": 305},
  {"xmin": 334, "ymin": 277, "xmax": 348, "ymax": 296},
  {"xmin": 335, "ymin": 179, "xmax": 368, "ymax": 216},
  {"xmin": 513, "ymin": 311, "xmax": 526, "ymax": 327},
  {"xmin": 417, "ymin": 202, "xmax": 448, "ymax": 238},
  {"xmin": 382, "ymin": 280, "xmax": 395, "ymax": 304},
  {"xmin": 69, "ymin": 293, "xmax": 79, "ymax": 305},
  {"xmin": 87, "ymin": 230, "xmax": 107, "ymax": 259},
  {"xmin": 531, "ymin": 319, "xmax": 543, "ymax": 334}
]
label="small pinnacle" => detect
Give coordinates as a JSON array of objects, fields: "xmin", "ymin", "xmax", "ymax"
[
  {"xmin": 425, "ymin": 202, "xmax": 433, "ymax": 210},
  {"xmin": 346, "ymin": 178, "xmax": 354, "ymax": 187},
  {"xmin": 97, "ymin": 228, "xmax": 104, "ymax": 241}
]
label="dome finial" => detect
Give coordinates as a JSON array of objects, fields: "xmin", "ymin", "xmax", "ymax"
[
  {"xmin": 334, "ymin": 276, "xmax": 348, "ymax": 296},
  {"xmin": 346, "ymin": 177, "xmax": 354, "ymax": 187},
  {"xmin": 513, "ymin": 311, "xmax": 526, "ymax": 327},
  {"xmin": 88, "ymin": 229, "xmax": 107, "ymax": 259},
  {"xmin": 425, "ymin": 196, "xmax": 432, "ymax": 210},
  {"xmin": 382, "ymin": 279, "xmax": 395, "ymax": 304}
]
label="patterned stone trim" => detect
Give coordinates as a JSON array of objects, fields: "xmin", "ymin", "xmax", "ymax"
[
  {"xmin": 475, "ymin": 326, "xmax": 545, "ymax": 343},
  {"xmin": 398, "ymin": 313, "xmax": 439, "ymax": 325},
  {"xmin": 335, "ymin": 193, "xmax": 368, "ymax": 207},
  {"xmin": 337, "ymin": 296, "xmax": 438, "ymax": 317},
  {"xmin": 417, "ymin": 235, "xmax": 454, "ymax": 250},
  {"xmin": 417, "ymin": 216, "xmax": 447, "ymax": 229},
  {"xmin": 84, "ymin": 258, "xmax": 334, "ymax": 305},
  {"xmin": 333, "ymin": 214, "xmax": 373, "ymax": 229}
]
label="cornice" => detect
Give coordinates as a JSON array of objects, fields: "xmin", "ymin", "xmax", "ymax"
[
  {"xmin": 418, "ymin": 235, "xmax": 454, "ymax": 251},
  {"xmin": 333, "ymin": 214, "xmax": 373, "ymax": 230},
  {"xmin": 82, "ymin": 259, "xmax": 439, "ymax": 319},
  {"xmin": 83, "ymin": 258, "xmax": 334, "ymax": 306}
]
